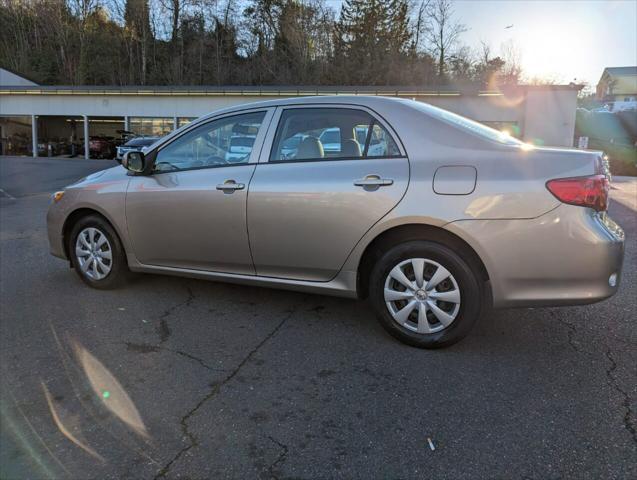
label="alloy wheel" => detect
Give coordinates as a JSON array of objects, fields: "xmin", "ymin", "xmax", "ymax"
[{"xmin": 384, "ymin": 258, "xmax": 461, "ymax": 334}]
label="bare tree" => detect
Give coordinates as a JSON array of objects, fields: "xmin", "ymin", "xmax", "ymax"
[
  {"xmin": 0, "ymin": 0, "xmax": 525, "ymax": 87},
  {"xmin": 410, "ymin": 0, "xmax": 430, "ymax": 54},
  {"xmin": 478, "ymin": 40, "xmax": 490, "ymax": 65},
  {"xmin": 426, "ymin": 0, "xmax": 467, "ymax": 80},
  {"xmin": 67, "ymin": 0, "xmax": 101, "ymax": 83},
  {"xmin": 500, "ymin": 39, "xmax": 521, "ymax": 85}
]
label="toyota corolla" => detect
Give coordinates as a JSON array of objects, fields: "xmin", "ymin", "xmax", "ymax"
[{"xmin": 47, "ymin": 96, "xmax": 625, "ymax": 348}]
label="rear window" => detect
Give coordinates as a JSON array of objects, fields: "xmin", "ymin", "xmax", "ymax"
[{"xmin": 410, "ymin": 101, "xmax": 524, "ymax": 146}]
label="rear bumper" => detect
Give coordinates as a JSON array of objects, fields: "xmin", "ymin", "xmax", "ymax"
[{"xmin": 447, "ymin": 205, "xmax": 624, "ymax": 308}]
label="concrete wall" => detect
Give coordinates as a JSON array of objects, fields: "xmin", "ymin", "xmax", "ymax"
[
  {"xmin": 523, "ymin": 89, "xmax": 578, "ymax": 147},
  {"xmin": 0, "ymin": 94, "xmax": 261, "ymax": 118}
]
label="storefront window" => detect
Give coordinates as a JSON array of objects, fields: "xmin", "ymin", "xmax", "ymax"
[
  {"xmin": 0, "ymin": 116, "xmax": 32, "ymax": 156},
  {"xmin": 129, "ymin": 117, "xmax": 174, "ymax": 137},
  {"xmin": 178, "ymin": 117, "xmax": 196, "ymax": 128}
]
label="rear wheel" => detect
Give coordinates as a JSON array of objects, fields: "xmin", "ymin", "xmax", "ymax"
[
  {"xmin": 69, "ymin": 215, "xmax": 128, "ymax": 289},
  {"xmin": 369, "ymin": 240, "xmax": 482, "ymax": 348}
]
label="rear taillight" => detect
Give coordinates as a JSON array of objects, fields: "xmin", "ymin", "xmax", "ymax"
[{"xmin": 546, "ymin": 175, "xmax": 609, "ymax": 212}]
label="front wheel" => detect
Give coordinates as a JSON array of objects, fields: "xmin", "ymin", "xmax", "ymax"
[
  {"xmin": 369, "ymin": 241, "xmax": 483, "ymax": 349},
  {"xmin": 69, "ymin": 215, "xmax": 128, "ymax": 289}
]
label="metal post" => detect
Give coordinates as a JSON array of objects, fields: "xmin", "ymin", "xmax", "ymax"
[
  {"xmin": 83, "ymin": 115, "xmax": 89, "ymax": 159},
  {"xmin": 173, "ymin": 116, "xmax": 178, "ymax": 131},
  {"xmin": 31, "ymin": 115, "xmax": 38, "ymax": 158},
  {"xmin": 124, "ymin": 116, "xmax": 130, "ymax": 132}
]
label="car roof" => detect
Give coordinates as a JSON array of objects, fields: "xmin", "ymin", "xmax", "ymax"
[{"xmin": 196, "ymin": 95, "xmax": 407, "ymax": 122}]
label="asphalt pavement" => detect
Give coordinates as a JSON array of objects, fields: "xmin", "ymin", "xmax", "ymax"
[{"xmin": 0, "ymin": 156, "xmax": 635, "ymax": 479}]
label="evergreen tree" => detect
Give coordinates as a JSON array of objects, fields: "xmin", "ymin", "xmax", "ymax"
[{"xmin": 335, "ymin": 0, "xmax": 412, "ymax": 84}]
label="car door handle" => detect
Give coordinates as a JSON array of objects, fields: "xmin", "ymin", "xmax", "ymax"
[
  {"xmin": 354, "ymin": 175, "xmax": 394, "ymax": 187},
  {"xmin": 216, "ymin": 180, "xmax": 245, "ymax": 191}
]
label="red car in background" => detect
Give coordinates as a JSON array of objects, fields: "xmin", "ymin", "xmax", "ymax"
[{"xmin": 89, "ymin": 136, "xmax": 117, "ymax": 159}]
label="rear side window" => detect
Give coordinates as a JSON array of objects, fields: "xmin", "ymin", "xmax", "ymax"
[{"xmin": 270, "ymin": 108, "xmax": 401, "ymax": 162}]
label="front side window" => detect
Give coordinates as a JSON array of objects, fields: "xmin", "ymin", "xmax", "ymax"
[
  {"xmin": 270, "ymin": 108, "xmax": 401, "ymax": 162},
  {"xmin": 154, "ymin": 111, "xmax": 265, "ymax": 172}
]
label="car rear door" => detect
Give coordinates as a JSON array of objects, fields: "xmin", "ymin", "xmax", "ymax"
[
  {"xmin": 247, "ymin": 105, "xmax": 409, "ymax": 281},
  {"xmin": 125, "ymin": 108, "xmax": 273, "ymax": 274}
]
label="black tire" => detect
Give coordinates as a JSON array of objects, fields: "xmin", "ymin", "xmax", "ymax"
[
  {"xmin": 68, "ymin": 215, "xmax": 128, "ymax": 289},
  {"xmin": 369, "ymin": 240, "xmax": 483, "ymax": 349}
]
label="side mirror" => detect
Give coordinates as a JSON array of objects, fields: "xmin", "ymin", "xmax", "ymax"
[{"xmin": 122, "ymin": 151, "xmax": 145, "ymax": 173}]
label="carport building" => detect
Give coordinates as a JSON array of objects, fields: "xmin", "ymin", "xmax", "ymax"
[{"xmin": 1, "ymin": 68, "xmax": 583, "ymax": 159}]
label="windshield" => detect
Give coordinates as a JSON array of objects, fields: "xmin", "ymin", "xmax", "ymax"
[
  {"xmin": 409, "ymin": 101, "xmax": 524, "ymax": 146},
  {"xmin": 230, "ymin": 137, "xmax": 256, "ymax": 148}
]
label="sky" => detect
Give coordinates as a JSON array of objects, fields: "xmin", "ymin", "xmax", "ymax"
[{"xmin": 451, "ymin": 0, "xmax": 637, "ymax": 87}]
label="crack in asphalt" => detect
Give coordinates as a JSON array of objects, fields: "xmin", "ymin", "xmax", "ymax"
[
  {"xmin": 551, "ymin": 311, "xmax": 635, "ymax": 445},
  {"xmin": 560, "ymin": 318, "xmax": 580, "ymax": 353},
  {"xmin": 550, "ymin": 309, "xmax": 580, "ymax": 353},
  {"xmin": 604, "ymin": 346, "xmax": 637, "ymax": 445},
  {"xmin": 157, "ymin": 285, "xmax": 196, "ymax": 343},
  {"xmin": 266, "ymin": 435, "xmax": 289, "ymax": 480},
  {"xmin": 171, "ymin": 349, "xmax": 220, "ymax": 372},
  {"xmin": 124, "ymin": 342, "xmax": 221, "ymax": 372},
  {"xmin": 153, "ymin": 304, "xmax": 300, "ymax": 479}
]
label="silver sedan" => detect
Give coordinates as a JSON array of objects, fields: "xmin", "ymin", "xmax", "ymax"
[{"xmin": 47, "ymin": 96, "xmax": 625, "ymax": 348}]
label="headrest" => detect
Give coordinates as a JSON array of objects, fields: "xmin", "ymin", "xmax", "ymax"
[
  {"xmin": 341, "ymin": 138, "xmax": 362, "ymax": 157},
  {"xmin": 296, "ymin": 136, "xmax": 324, "ymax": 159}
]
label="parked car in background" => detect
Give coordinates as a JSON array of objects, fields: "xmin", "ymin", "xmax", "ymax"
[
  {"xmin": 610, "ymin": 99, "xmax": 637, "ymax": 113},
  {"xmin": 116, "ymin": 136, "xmax": 159, "ymax": 161},
  {"xmin": 224, "ymin": 135, "xmax": 256, "ymax": 163},
  {"xmin": 89, "ymin": 136, "xmax": 117, "ymax": 159},
  {"xmin": 319, "ymin": 127, "xmax": 341, "ymax": 155},
  {"xmin": 47, "ymin": 96, "xmax": 624, "ymax": 349},
  {"xmin": 28, "ymin": 139, "xmax": 67, "ymax": 157}
]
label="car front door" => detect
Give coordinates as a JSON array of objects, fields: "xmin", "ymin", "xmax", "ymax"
[
  {"xmin": 247, "ymin": 106, "xmax": 409, "ymax": 281},
  {"xmin": 125, "ymin": 109, "xmax": 273, "ymax": 274}
]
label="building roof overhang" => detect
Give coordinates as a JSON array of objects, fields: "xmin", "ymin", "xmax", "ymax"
[{"xmin": 0, "ymin": 83, "xmax": 583, "ymax": 97}]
